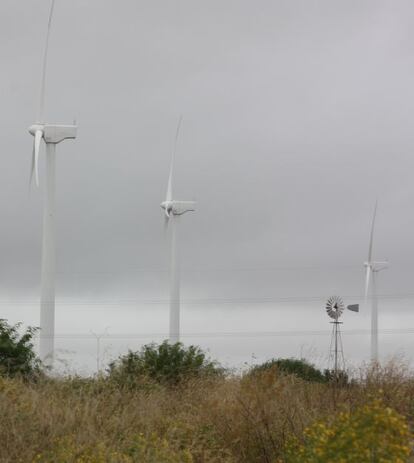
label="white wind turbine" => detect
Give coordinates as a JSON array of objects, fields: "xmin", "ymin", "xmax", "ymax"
[
  {"xmin": 160, "ymin": 117, "xmax": 196, "ymax": 343},
  {"xmin": 29, "ymin": 0, "xmax": 77, "ymax": 366},
  {"xmin": 364, "ymin": 202, "xmax": 388, "ymax": 363}
]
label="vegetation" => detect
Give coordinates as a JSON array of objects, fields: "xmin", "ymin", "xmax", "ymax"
[
  {"xmin": 284, "ymin": 399, "xmax": 411, "ymax": 462},
  {"xmin": 0, "ymin": 356, "xmax": 410, "ymax": 461},
  {"xmin": 249, "ymin": 358, "xmax": 327, "ymax": 383},
  {"xmin": 108, "ymin": 341, "xmax": 223, "ymax": 386},
  {"xmin": 0, "ymin": 319, "xmax": 41, "ymax": 378}
]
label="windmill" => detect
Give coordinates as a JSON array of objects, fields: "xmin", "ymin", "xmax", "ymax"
[
  {"xmin": 325, "ymin": 296, "xmax": 359, "ymax": 377},
  {"xmin": 326, "ymin": 296, "xmax": 345, "ymax": 376},
  {"xmin": 364, "ymin": 202, "xmax": 388, "ymax": 363},
  {"xmin": 29, "ymin": 0, "xmax": 77, "ymax": 366},
  {"xmin": 160, "ymin": 117, "xmax": 195, "ymax": 343}
]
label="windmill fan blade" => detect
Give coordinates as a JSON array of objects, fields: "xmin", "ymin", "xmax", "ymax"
[
  {"xmin": 367, "ymin": 201, "xmax": 377, "ymax": 262},
  {"xmin": 29, "ymin": 144, "xmax": 36, "ymax": 187},
  {"xmin": 164, "ymin": 215, "xmax": 169, "ymax": 233},
  {"xmin": 166, "ymin": 166, "xmax": 173, "ymax": 202},
  {"xmin": 166, "ymin": 116, "xmax": 183, "ymax": 202},
  {"xmin": 364, "ymin": 266, "xmax": 371, "ymax": 303},
  {"xmin": 38, "ymin": 0, "xmax": 56, "ymax": 122},
  {"xmin": 174, "ymin": 115, "xmax": 183, "ymax": 150},
  {"xmin": 34, "ymin": 130, "xmax": 43, "ymax": 187}
]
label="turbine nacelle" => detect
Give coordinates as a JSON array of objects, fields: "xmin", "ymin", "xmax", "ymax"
[
  {"xmin": 161, "ymin": 200, "xmax": 196, "ymax": 218},
  {"xmin": 364, "ymin": 261, "xmax": 389, "ymax": 272},
  {"xmin": 29, "ymin": 123, "xmax": 77, "ymax": 144}
]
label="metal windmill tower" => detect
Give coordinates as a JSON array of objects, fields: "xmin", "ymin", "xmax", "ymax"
[
  {"xmin": 325, "ymin": 296, "xmax": 359, "ymax": 377},
  {"xmin": 326, "ymin": 296, "xmax": 346, "ymax": 376}
]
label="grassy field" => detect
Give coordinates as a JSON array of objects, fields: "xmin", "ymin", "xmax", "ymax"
[{"xmin": 0, "ymin": 361, "xmax": 413, "ymax": 462}]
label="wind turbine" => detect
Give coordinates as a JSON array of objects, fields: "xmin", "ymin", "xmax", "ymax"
[
  {"xmin": 364, "ymin": 202, "xmax": 388, "ymax": 363},
  {"xmin": 29, "ymin": 0, "xmax": 77, "ymax": 367},
  {"xmin": 160, "ymin": 117, "xmax": 195, "ymax": 343}
]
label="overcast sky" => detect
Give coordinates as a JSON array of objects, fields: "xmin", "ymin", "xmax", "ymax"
[{"xmin": 1, "ymin": 0, "xmax": 414, "ymax": 373}]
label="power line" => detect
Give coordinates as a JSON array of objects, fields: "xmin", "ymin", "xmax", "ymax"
[
  {"xmin": 1, "ymin": 292, "xmax": 414, "ymax": 307},
  {"xmin": 39, "ymin": 327, "xmax": 414, "ymax": 340},
  {"xmin": 12, "ymin": 260, "xmax": 414, "ymax": 277},
  {"xmin": 47, "ymin": 263, "xmax": 364, "ymax": 275}
]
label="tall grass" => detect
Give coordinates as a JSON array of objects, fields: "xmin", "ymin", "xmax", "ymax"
[{"xmin": 0, "ymin": 362, "xmax": 413, "ymax": 462}]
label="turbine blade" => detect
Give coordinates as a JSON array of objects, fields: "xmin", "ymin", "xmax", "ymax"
[
  {"xmin": 38, "ymin": 0, "xmax": 55, "ymax": 122},
  {"xmin": 29, "ymin": 144, "xmax": 36, "ymax": 187},
  {"xmin": 34, "ymin": 130, "xmax": 43, "ymax": 187},
  {"xmin": 166, "ymin": 115, "xmax": 183, "ymax": 201},
  {"xmin": 367, "ymin": 200, "xmax": 377, "ymax": 263},
  {"xmin": 364, "ymin": 266, "xmax": 371, "ymax": 303}
]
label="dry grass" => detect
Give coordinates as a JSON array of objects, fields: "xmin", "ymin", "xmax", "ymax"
[{"xmin": 0, "ymin": 362, "xmax": 413, "ymax": 462}]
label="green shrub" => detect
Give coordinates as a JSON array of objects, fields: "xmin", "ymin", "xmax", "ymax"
[
  {"xmin": 249, "ymin": 358, "xmax": 326, "ymax": 383},
  {"xmin": 0, "ymin": 319, "xmax": 41, "ymax": 378},
  {"xmin": 108, "ymin": 341, "xmax": 223, "ymax": 386}
]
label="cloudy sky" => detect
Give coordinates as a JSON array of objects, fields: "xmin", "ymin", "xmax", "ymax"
[{"xmin": 1, "ymin": 0, "xmax": 414, "ymax": 373}]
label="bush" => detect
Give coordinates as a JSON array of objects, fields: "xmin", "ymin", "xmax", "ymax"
[
  {"xmin": 108, "ymin": 341, "xmax": 223, "ymax": 386},
  {"xmin": 283, "ymin": 399, "xmax": 412, "ymax": 462},
  {"xmin": 249, "ymin": 358, "xmax": 327, "ymax": 383},
  {"xmin": 0, "ymin": 319, "xmax": 41, "ymax": 378}
]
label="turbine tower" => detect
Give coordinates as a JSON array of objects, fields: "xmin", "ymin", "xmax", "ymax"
[
  {"xmin": 364, "ymin": 202, "xmax": 388, "ymax": 363},
  {"xmin": 29, "ymin": 0, "xmax": 77, "ymax": 366},
  {"xmin": 160, "ymin": 117, "xmax": 195, "ymax": 343}
]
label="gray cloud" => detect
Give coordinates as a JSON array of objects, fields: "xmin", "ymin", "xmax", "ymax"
[{"xmin": 1, "ymin": 0, "xmax": 414, "ymax": 371}]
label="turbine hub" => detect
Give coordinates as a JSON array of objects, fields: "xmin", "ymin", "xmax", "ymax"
[
  {"xmin": 28, "ymin": 124, "xmax": 44, "ymax": 136},
  {"xmin": 161, "ymin": 201, "xmax": 173, "ymax": 217}
]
